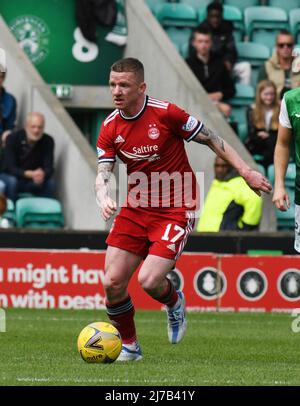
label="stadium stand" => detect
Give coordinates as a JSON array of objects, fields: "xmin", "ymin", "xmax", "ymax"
[
  {"xmin": 268, "ymin": 0, "xmax": 299, "ymax": 14},
  {"xmin": 197, "ymin": 4, "xmax": 244, "ymax": 41},
  {"xmin": 289, "ymin": 9, "xmax": 300, "ymax": 45},
  {"xmin": 183, "ymin": 0, "xmax": 212, "ymax": 9},
  {"xmin": 228, "ymin": 83, "xmax": 255, "ymax": 126},
  {"xmin": 165, "ymin": 26, "xmax": 192, "ymax": 50},
  {"xmin": 2, "ymin": 198, "xmax": 16, "ymax": 227},
  {"xmin": 244, "ymin": 6, "xmax": 289, "ymax": 51},
  {"xmin": 145, "ymin": 0, "xmax": 167, "ymax": 13},
  {"xmin": 153, "ymin": 3, "xmax": 198, "ymax": 27},
  {"xmin": 236, "ymin": 41, "xmax": 270, "ymax": 86},
  {"xmin": 267, "ymin": 163, "xmax": 296, "ymax": 230},
  {"xmin": 15, "ymin": 197, "xmax": 64, "ymax": 229},
  {"xmin": 224, "ymin": 0, "xmax": 260, "ymax": 12},
  {"xmin": 275, "ymin": 188, "xmax": 295, "ymax": 230}
]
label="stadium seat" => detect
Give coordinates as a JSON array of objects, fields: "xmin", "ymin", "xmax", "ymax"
[
  {"xmin": 2, "ymin": 199, "xmax": 16, "ymax": 227},
  {"xmin": 165, "ymin": 27, "xmax": 192, "ymax": 50},
  {"xmin": 244, "ymin": 7, "xmax": 289, "ymax": 51},
  {"xmin": 154, "ymin": 3, "xmax": 198, "ymax": 28},
  {"xmin": 267, "ymin": 163, "xmax": 296, "ymax": 188},
  {"xmin": 180, "ymin": 0, "xmax": 212, "ymax": 10},
  {"xmin": 228, "ymin": 83, "xmax": 255, "ymax": 125},
  {"xmin": 256, "ymin": 163, "xmax": 266, "ymax": 176},
  {"xmin": 198, "ymin": 5, "xmax": 244, "ymax": 41},
  {"xmin": 145, "ymin": 0, "xmax": 167, "ymax": 13},
  {"xmin": 269, "ymin": 0, "xmax": 300, "ymax": 13},
  {"xmin": 237, "ymin": 122, "xmax": 247, "ymax": 143},
  {"xmin": 180, "ymin": 41, "xmax": 189, "ymax": 58},
  {"xmin": 223, "ymin": 0, "xmax": 260, "ymax": 12},
  {"xmin": 16, "ymin": 197, "xmax": 64, "ymax": 229},
  {"xmin": 236, "ymin": 41, "xmax": 270, "ymax": 86},
  {"xmin": 289, "ymin": 9, "xmax": 300, "ymax": 45}
]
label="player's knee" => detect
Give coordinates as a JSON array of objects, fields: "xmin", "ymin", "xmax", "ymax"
[
  {"xmin": 103, "ymin": 274, "xmax": 125, "ymax": 297},
  {"xmin": 138, "ymin": 273, "xmax": 158, "ymax": 292}
]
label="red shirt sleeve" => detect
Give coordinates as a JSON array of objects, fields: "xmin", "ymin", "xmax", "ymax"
[
  {"xmin": 96, "ymin": 122, "xmax": 116, "ymax": 164},
  {"xmin": 167, "ymin": 103, "xmax": 203, "ymax": 142}
]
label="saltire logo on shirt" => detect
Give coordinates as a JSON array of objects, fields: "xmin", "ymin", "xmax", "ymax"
[{"xmin": 120, "ymin": 149, "xmax": 160, "ymax": 162}]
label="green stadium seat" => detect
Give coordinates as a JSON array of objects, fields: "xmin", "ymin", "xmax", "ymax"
[
  {"xmin": 16, "ymin": 197, "xmax": 64, "ymax": 229},
  {"xmin": 236, "ymin": 41, "xmax": 270, "ymax": 86},
  {"xmin": 244, "ymin": 7, "xmax": 289, "ymax": 51},
  {"xmin": 237, "ymin": 122, "xmax": 247, "ymax": 143},
  {"xmin": 145, "ymin": 0, "xmax": 167, "ymax": 13},
  {"xmin": 228, "ymin": 83, "xmax": 255, "ymax": 125},
  {"xmin": 198, "ymin": 5, "xmax": 244, "ymax": 41},
  {"xmin": 165, "ymin": 27, "xmax": 192, "ymax": 49},
  {"xmin": 154, "ymin": 3, "xmax": 198, "ymax": 28},
  {"xmin": 267, "ymin": 163, "xmax": 296, "ymax": 188},
  {"xmin": 256, "ymin": 163, "xmax": 266, "ymax": 176},
  {"xmin": 180, "ymin": 41, "xmax": 189, "ymax": 58},
  {"xmin": 252, "ymin": 154, "xmax": 265, "ymax": 165},
  {"xmin": 224, "ymin": 0, "xmax": 260, "ymax": 12},
  {"xmin": 289, "ymin": 9, "xmax": 300, "ymax": 45},
  {"xmin": 285, "ymin": 162, "xmax": 296, "ymax": 188},
  {"xmin": 180, "ymin": 0, "xmax": 212, "ymax": 10},
  {"xmin": 269, "ymin": 0, "xmax": 300, "ymax": 13},
  {"xmin": 2, "ymin": 199, "xmax": 16, "ymax": 227}
]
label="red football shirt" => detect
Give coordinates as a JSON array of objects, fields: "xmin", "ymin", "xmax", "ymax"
[{"xmin": 96, "ymin": 95, "xmax": 203, "ymax": 211}]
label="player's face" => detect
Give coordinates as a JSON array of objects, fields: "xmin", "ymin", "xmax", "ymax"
[
  {"xmin": 192, "ymin": 33, "xmax": 212, "ymax": 56},
  {"xmin": 260, "ymin": 86, "xmax": 276, "ymax": 107},
  {"xmin": 109, "ymin": 71, "xmax": 146, "ymax": 113}
]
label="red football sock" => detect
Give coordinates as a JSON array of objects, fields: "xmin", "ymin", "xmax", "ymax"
[
  {"xmin": 153, "ymin": 278, "xmax": 179, "ymax": 308},
  {"xmin": 106, "ymin": 296, "xmax": 137, "ymax": 344}
]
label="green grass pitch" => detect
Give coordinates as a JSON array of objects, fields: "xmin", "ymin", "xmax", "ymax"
[{"xmin": 0, "ymin": 308, "xmax": 299, "ymax": 386}]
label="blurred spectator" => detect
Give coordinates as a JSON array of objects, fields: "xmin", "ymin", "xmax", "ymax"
[
  {"xmin": 197, "ymin": 157, "xmax": 262, "ymax": 232},
  {"xmin": 245, "ymin": 80, "xmax": 279, "ymax": 169},
  {"xmin": 257, "ymin": 30, "xmax": 300, "ymax": 97},
  {"xmin": 191, "ymin": 1, "xmax": 251, "ymax": 85},
  {"xmin": 0, "ymin": 70, "xmax": 17, "ymax": 147},
  {"xmin": 0, "ymin": 193, "xmax": 10, "ymax": 228},
  {"xmin": 186, "ymin": 26, "xmax": 235, "ymax": 118},
  {"xmin": 0, "ymin": 112, "xmax": 55, "ymax": 202}
]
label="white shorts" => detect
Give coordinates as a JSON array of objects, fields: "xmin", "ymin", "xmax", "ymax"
[{"xmin": 294, "ymin": 204, "xmax": 300, "ymax": 253}]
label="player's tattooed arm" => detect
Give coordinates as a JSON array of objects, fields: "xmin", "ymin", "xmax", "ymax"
[
  {"xmin": 95, "ymin": 162, "xmax": 117, "ymax": 221},
  {"xmin": 192, "ymin": 124, "xmax": 225, "ymax": 153},
  {"xmin": 192, "ymin": 124, "xmax": 272, "ymax": 195}
]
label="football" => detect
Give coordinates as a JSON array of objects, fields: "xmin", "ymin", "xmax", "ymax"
[{"xmin": 77, "ymin": 321, "xmax": 122, "ymax": 363}]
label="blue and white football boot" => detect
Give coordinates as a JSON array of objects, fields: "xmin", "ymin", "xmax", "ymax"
[
  {"xmin": 116, "ymin": 341, "xmax": 143, "ymax": 361},
  {"xmin": 166, "ymin": 291, "xmax": 187, "ymax": 344}
]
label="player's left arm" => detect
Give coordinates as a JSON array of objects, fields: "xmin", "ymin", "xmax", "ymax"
[{"xmin": 192, "ymin": 124, "xmax": 272, "ymax": 195}]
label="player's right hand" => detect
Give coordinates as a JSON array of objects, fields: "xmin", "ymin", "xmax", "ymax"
[
  {"xmin": 272, "ymin": 186, "xmax": 290, "ymax": 211},
  {"xmin": 100, "ymin": 197, "xmax": 117, "ymax": 221}
]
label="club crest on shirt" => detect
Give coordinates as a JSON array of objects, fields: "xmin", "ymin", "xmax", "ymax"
[
  {"xmin": 148, "ymin": 124, "xmax": 160, "ymax": 140},
  {"xmin": 182, "ymin": 116, "xmax": 198, "ymax": 132}
]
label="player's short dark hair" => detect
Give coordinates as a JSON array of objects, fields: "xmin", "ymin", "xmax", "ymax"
[
  {"xmin": 111, "ymin": 58, "xmax": 144, "ymax": 82},
  {"xmin": 207, "ymin": 1, "xmax": 223, "ymax": 14}
]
